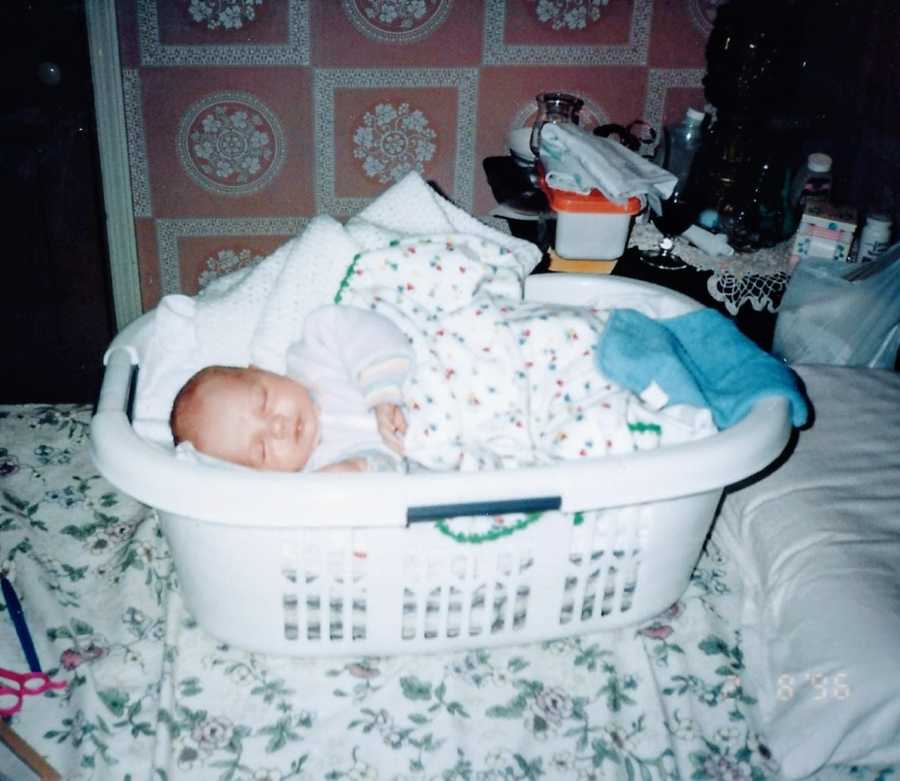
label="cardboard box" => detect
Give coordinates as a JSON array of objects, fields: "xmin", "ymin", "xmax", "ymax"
[
  {"xmin": 801, "ymin": 200, "xmax": 857, "ymax": 232},
  {"xmin": 789, "ymin": 201, "xmax": 857, "ymax": 268},
  {"xmin": 547, "ymin": 248, "xmax": 618, "ymax": 274}
]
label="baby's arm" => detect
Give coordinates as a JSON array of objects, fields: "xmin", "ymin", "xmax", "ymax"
[
  {"xmin": 316, "ymin": 450, "xmax": 405, "ymax": 473},
  {"xmin": 358, "ymin": 352, "xmax": 410, "ymax": 454},
  {"xmin": 293, "ymin": 306, "xmax": 412, "ymax": 387},
  {"xmin": 341, "ymin": 311, "xmax": 412, "ymax": 406},
  {"xmin": 316, "ymin": 457, "xmax": 367, "ymax": 473},
  {"xmin": 296, "ymin": 306, "xmax": 413, "ymax": 452},
  {"xmin": 343, "ymin": 311, "xmax": 412, "ymax": 454}
]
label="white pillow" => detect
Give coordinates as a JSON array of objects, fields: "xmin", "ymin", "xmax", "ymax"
[
  {"xmin": 713, "ymin": 364, "xmax": 900, "ymax": 778},
  {"xmin": 132, "ymin": 294, "xmax": 206, "ymax": 447}
]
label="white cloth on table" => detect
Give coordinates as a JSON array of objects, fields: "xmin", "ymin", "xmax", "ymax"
[
  {"xmin": 539, "ymin": 123, "xmax": 677, "ymax": 212},
  {"xmin": 629, "ymin": 222, "xmax": 792, "ymax": 316}
]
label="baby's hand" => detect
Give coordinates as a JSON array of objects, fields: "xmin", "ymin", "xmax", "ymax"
[
  {"xmin": 374, "ymin": 403, "xmax": 407, "ymax": 455},
  {"xmin": 317, "ymin": 457, "xmax": 367, "ymax": 473}
]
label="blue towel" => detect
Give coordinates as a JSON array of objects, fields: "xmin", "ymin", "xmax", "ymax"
[{"xmin": 596, "ymin": 308, "xmax": 809, "ymax": 429}]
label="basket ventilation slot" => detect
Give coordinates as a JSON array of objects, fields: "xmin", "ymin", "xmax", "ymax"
[
  {"xmin": 281, "ymin": 539, "xmax": 368, "ymax": 644},
  {"xmin": 559, "ymin": 508, "xmax": 649, "ymax": 625},
  {"xmin": 401, "ymin": 550, "xmax": 533, "ymax": 641}
]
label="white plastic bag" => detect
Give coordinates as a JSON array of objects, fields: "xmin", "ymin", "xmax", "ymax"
[{"xmin": 773, "ymin": 244, "xmax": 900, "ymax": 368}]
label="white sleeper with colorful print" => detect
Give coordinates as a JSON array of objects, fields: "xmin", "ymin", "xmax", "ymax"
[{"xmin": 337, "ymin": 235, "xmax": 715, "ymax": 472}]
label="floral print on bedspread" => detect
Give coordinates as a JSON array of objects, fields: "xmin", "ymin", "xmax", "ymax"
[{"xmin": 0, "ymin": 405, "xmax": 892, "ymax": 780}]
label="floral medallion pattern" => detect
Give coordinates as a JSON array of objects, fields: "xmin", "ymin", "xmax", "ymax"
[
  {"xmin": 341, "ymin": 0, "xmax": 453, "ymax": 43},
  {"xmin": 483, "ymin": 0, "xmax": 652, "ymax": 66},
  {"xmin": 136, "ymin": 0, "xmax": 310, "ymax": 66},
  {"xmin": 1, "ymin": 405, "xmax": 894, "ymax": 778},
  {"xmin": 177, "ymin": 91, "xmax": 286, "ymax": 196},
  {"xmin": 352, "ymin": 101, "xmax": 437, "ymax": 184},
  {"xmin": 187, "ymin": 0, "xmax": 265, "ymax": 31},
  {"xmin": 197, "ymin": 247, "xmax": 265, "ymax": 289},
  {"xmin": 528, "ymin": 0, "xmax": 610, "ymax": 31}
]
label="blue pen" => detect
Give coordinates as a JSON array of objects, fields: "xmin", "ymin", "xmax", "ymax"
[{"xmin": 2, "ymin": 576, "xmax": 42, "ymax": 673}]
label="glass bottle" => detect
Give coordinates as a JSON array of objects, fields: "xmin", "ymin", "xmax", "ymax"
[
  {"xmin": 722, "ymin": 156, "xmax": 789, "ymax": 251},
  {"xmin": 691, "ymin": 114, "xmax": 758, "ymax": 233},
  {"xmin": 529, "ymin": 92, "xmax": 584, "ymax": 160},
  {"xmin": 703, "ymin": 0, "xmax": 805, "ymax": 117},
  {"xmin": 692, "ymin": 114, "xmax": 789, "ymax": 250}
]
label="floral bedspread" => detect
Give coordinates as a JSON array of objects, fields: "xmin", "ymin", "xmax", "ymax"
[{"xmin": 0, "ymin": 405, "xmax": 889, "ymax": 781}]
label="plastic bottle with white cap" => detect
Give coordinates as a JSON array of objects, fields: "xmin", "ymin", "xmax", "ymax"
[
  {"xmin": 788, "ymin": 152, "xmax": 833, "ymax": 224},
  {"xmin": 647, "ymin": 107, "xmax": 706, "ymax": 243},
  {"xmin": 662, "ymin": 107, "xmax": 706, "ymax": 193},
  {"xmin": 855, "ymin": 213, "xmax": 893, "ymax": 263}
]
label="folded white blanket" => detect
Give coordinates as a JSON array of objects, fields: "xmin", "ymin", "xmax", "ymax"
[{"xmin": 134, "ymin": 172, "xmax": 541, "ymax": 444}]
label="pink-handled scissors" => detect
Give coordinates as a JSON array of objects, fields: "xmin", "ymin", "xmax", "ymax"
[{"xmin": 0, "ymin": 667, "xmax": 67, "ymax": 717}]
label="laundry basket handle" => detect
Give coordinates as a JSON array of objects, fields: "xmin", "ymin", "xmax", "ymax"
[
  {"xmin": 97, "ymin": 346, "xmax": 139, "ymax": 420},
  {"xmin": 406, "ymin": 495, "xmax": 561, "ymax": 524}
]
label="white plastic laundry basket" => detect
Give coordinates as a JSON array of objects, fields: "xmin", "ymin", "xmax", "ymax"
[{"xmin": 90, "ymin": 275, "xmax": 792, "ymax": 657}]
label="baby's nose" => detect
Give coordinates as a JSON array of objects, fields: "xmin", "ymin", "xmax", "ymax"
[{"xmin": 269, "ymin": 414, "xmax": 288, "ymax": 438}]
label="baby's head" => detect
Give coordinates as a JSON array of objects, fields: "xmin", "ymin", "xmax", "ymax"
[{"xmin": 170, "ymin": 365, "xmax": 320, "ymax": 472}]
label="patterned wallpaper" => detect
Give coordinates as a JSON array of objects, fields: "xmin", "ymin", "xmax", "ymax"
[{"xmin": 115, "ymin": 0, "xmax": 714, "ymax": 310}]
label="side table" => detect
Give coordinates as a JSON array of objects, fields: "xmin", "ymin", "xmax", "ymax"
[
  {"xmin": 613, "ymin": 223, "xmax": 793, "ymax": 350},
  {"xmin": 483, "ymin": 155, "xmax": 793, "ymax": 350}
]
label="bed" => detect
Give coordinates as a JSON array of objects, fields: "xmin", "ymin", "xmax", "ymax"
[{"xmin": 2, "ymin": 361, "xmax": 898, "ymax": 780}]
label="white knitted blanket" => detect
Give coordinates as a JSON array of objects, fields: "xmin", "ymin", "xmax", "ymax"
[{"xmin": 134, "ymin": 172, "xmax": 541, "ymax": 444}]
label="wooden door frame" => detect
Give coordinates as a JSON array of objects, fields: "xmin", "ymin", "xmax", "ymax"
[{"xmin": 85, "ymin": 0, "xmax": 142, "ymax": 331}]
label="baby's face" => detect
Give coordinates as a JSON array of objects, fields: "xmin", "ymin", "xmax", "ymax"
[{"xmin": 186, "ymin": 367, "xmax": 320, "ymax": 472}]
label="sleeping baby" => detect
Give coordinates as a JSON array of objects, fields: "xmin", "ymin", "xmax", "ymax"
[
  {"xmin": 170, "ymin": 305, "xmax": 412, "ymax": 473},
  {"xmin": 170, "ymin": 302, "xmax": 714, "ymax": 473}
]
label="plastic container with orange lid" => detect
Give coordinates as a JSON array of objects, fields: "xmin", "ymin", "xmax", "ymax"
[{"xmin": 541, "ymin": 182, "xmax": 642, "ymax": 261}]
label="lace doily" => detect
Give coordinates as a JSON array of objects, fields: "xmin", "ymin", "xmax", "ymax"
[{"xmin": 629, "ymin": 222, "xmax": 792, "ymax": 315}]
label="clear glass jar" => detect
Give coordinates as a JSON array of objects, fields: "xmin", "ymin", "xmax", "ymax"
[{"xmin": 529, "ymin": 92, "xmax": 584, "ymax": 159}]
